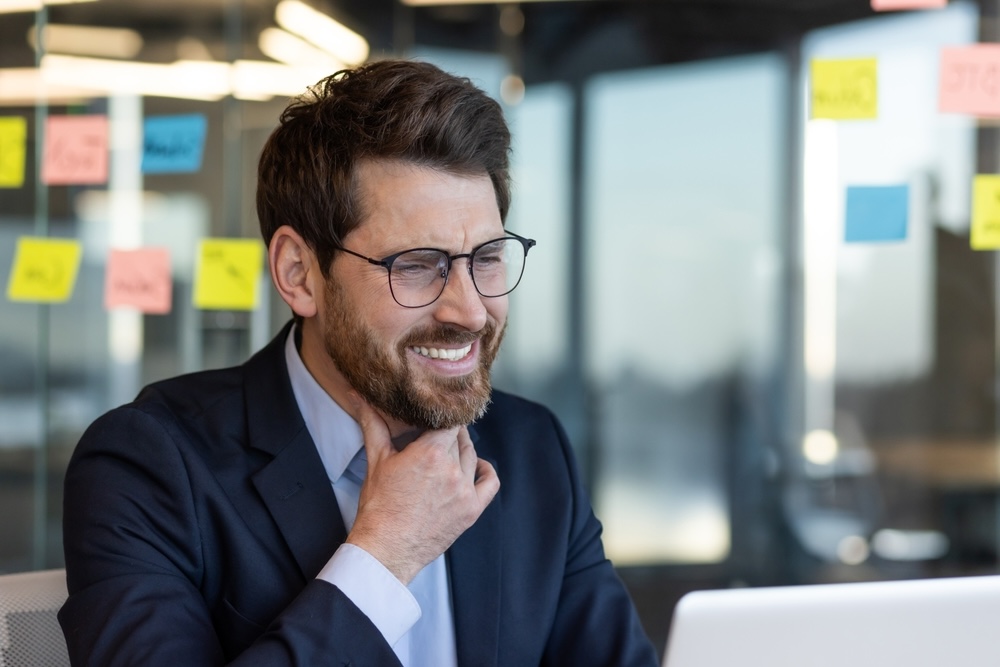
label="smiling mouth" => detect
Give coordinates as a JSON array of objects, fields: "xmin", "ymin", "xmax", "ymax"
[{"xmin": 410, "ymin": 343, "xmax": 474, "ymax": 361}]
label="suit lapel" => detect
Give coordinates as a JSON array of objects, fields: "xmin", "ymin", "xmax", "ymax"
[
  {"xmin": 251, "ymin": 430, "xmax": 347, "ymax": 578},
  {"xmin": 244, "ymin": 323, "xmax": 347, "ymax": 579},
  {"xmin": 448, "ymin": 424, "xmax": 503, "ymax": 667}
]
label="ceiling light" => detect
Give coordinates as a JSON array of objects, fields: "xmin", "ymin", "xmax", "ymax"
[
  {"xmin": 401, "ymin": 0, "xmax": 571, "ymax": 4},
  {"xmin": 231, "ymin": 59, "xmax": 332, "ymax": 100},
  {"xmin": 274, "ymin": 0, "xmax": 368, "ymax": 66},
  {"xmin": 27, "ymin": 24, "xmax": 143, "ymax": 59},
  {"xmin": 0, "ymin": 0, "xmax": 42, "ymax": 12},
  {"xmin": 175, "ymin": 37, "xmax": 213, "ymax": 61},
  {"xmin": 0, "ymin": 0, "xmax": 97, "ymax": 12},
  {"xmin": 0, "ymin": 66, "xmax": 94, "ymax": 105},
  {"xmin": 258, "ymin": 27, "xmax": 343, "ymax": 70},
  {"xmin": 2, "ymin": 55, "xmax": 334, "ymax": 103},
  {"xmin": 40, "ymin": 55, "xmax": 231, "ymax": 101}
]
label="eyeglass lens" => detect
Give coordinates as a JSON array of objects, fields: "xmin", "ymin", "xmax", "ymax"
[{"xmin": 388, "ymin": 237, "xmax": 528, "ymax": 307}]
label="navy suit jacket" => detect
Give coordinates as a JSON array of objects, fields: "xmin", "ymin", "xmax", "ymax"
[{"xmin": 59, "ymin": 323, "xmax": 658, "ymax": 666}]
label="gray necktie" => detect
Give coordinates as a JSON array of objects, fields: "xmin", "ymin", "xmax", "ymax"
[{"xmin": 340, "ymin": 449, "xmax": 367, "ymax": 530}]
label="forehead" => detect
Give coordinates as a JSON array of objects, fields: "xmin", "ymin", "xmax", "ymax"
[{"xmin": 350, "ymin": 160, "xmax": 503, "ymax": 252}]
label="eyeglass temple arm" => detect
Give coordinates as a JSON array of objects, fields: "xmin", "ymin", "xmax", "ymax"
[
  {"xmin": 334, "ymin": 244, "xmax": 392, "ymax": 269},
  {"xmin": 506, "ymin": 230, "xmax": 537, "ymax": 253}
]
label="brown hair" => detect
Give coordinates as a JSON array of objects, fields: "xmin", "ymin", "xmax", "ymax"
[{"xmin": 256, "ymin": 59, "xmax": 512, "ymax": 276}]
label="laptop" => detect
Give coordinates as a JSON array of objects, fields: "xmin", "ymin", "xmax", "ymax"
[{"xmin": 662, "ymin": 574, "xmax": 1000, "ymax": 667}]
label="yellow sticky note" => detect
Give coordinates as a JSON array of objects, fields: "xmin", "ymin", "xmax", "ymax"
[
  {"xmin": 971, "ymin": 175, "xmax": 1000, "ymax": 250},
  {"xmin": 7, "ymin": 237, "xmax": 83, "ymax": 303},
  {"xmin": 0, "ymin": 116, "xmax": 27, "ymax": 188},
  {"xmin": 194, "ymin": 238, "xmax": 263, "ymax": 310},
  {"xmin": 810, "ymin": 58, "xmax": 878, "ymax": 120}
]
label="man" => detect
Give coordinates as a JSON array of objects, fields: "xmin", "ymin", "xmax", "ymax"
[{"xmin": 59, "ymin": 59, "xmax": 657, "ymax": 666}]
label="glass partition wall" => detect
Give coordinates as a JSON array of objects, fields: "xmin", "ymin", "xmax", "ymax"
[{"xmin": 2, "ymin": 0, "xmax": 1000, "ymax": 658}]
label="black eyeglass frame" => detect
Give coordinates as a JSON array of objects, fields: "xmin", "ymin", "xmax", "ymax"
[{"xmin": 334, "ymin": 231, "xmax": 537, "ymax": 308}]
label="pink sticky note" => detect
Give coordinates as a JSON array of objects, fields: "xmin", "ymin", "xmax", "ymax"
[
  {"xmin": 41, "ymin": 115, "xmax": 109, "ymax": 185},
  {"xmin": 939, "ymin": 45, "xmax": 1000, "ymax": 117},
  {"xmin": 871, "ymin": 0, "xmax": 946, "ymax": 10},
  {"xmin": 104, "ymin": 247, "xmax": 173, "ymax": 314}
]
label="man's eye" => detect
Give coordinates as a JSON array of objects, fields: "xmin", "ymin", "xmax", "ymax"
[
  {"xmin": 395, "ymin": 262, "xmax": 438, "ymax": 276},
  {"xmin": 393, "ymin": 252, "xmax": 447, "ymax": 281},
  {"xmin": 474, "ymin": 247, "xmax": 506, "ymax": 270},
  {"xmin": 475, "ymin": 253, "xmax": 503, "ymax": 266}
]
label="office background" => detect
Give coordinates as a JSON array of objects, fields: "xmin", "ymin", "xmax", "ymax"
[{"xmin": 1, "ymin": 0, "xmax": 998, "ymax": 655}]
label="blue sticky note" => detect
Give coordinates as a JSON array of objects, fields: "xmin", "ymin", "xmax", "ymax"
[
  {"xmin": 844, "ymin": 185, "xmax": 908, "ymax": 243},
  {"xmin": 142, "ymin": 114, "xmax": 207, "ymax": 174}
]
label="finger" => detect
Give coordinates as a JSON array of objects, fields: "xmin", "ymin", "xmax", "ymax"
[
  {"xmin": 413, "ymin": 426, "xmax": 462, "ymax": 460},
  {"xmin": 473, "ymin": 458, "xmax": 500, "ymax": 508},
  {"xmin": 348, "ymin": 392, "xmax": 393, "ymax": 463},
  {"xmin": 457, "ymin": 426, "xmax": 478, "ymax": 476}
]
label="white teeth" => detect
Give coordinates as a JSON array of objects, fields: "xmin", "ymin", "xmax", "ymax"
[{"xmin": 412, "ymin": 343, "xmax": 473, "ymax": 361}]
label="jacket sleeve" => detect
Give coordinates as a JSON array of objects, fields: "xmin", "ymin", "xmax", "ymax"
[
  {"xmin": 540, "ymin": 411, "xmax": 660, "ymax": 667},
  {"xmin": 58, "ymin": 406, "xmax": 401, "ymax": 667}
]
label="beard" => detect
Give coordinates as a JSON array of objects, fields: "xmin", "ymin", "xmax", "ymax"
[{"xmin": 321, "ymin": 276, "xmax": 506, "ymax": 430}]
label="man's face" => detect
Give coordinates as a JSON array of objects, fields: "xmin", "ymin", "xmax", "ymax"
[{"xmin": 320, "ymin": 160, "xmax": 509, "ymax": 430}]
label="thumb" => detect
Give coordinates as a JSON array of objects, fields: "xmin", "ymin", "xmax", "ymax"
[
  {"xmin": 347, "ymin": 391, "xmax": 393, "ymax": 463},
  {"xmin": 473, "ymin": 458, "xmax": 501, "ymax": 509}
]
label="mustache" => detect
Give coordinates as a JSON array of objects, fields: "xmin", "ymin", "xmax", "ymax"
[{"xmin": 399, "ymin": 321, "xmax": 497, "ymax": 349}]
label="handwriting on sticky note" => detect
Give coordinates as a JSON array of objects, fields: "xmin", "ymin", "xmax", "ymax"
[
  {"xmin": 7, "ymin": 237, "xmax": 83, "ymax": 303},
  {"xmin": 0, "ymin": 116, "xmax": 27, "ymax": 188},
  {"xmin": 871, "ymin": 0, "xmax": 946, "ymax": 11},
  {"xmin": 939, "ymin": 46, "xmax": 1000, "ymax": 117},
  {"xmin": 142, "ymin": 114, "xmax": 208, "ymax": 174},
  {"xmin": 811, "ymin": 58, "xmax": 878, "ymax": 120},
  {"xmin": 194, "ymin": 239, "xmax": 263, "ymax": 311},
  {"xmin": 105, "ymin": 248, "xmax": 173, "ymax": 314},
  {"xmin": 42, "ymin": 115, "xmax": 109, "ymax": 185},
  {"xmin": 971, "ymin": 175, "xmax": 1000, "ymax": 250}
]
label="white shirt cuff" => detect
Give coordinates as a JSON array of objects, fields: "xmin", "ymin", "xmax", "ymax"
[{"xmin": 318, "ymin": 543, "xmax": 422, "ymax": 647}]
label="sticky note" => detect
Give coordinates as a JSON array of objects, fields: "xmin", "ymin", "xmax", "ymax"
[
  {"xmin": 810, "ymin": 58, "xmax": 878, "ymax": 120},
  {"xmin": 194, "ymin": 238, "xmax": 263, "ymax": 310},
  {"xmin": 7, "ymin": 237, "xmax": 83, "ymax": 303},
  {"xmin": 871, "ymin": 0, "xmax": 946, "ymax": 10},
  {"xmin": 104, "ymin": 247, "xmax": 173, "ymax": 314},
  {"xmin": 142, "ymin": 114, "xmax": 208, "ymax": 174},
  {"xmin": 41, "ymin": 115, "xmax": 108, "ymax": 185},
  {"xmin": 844, "ymin": 185, "xmax": 909, "ymax": 243},
  {"xmin": 939, "ymin": 46, "xmax": 1000, "ymax": 117},
  {"xmin": 0, "ymin": 116, "xmax": 27, "ymax": 188},
  {"xmin": 971, "ymin": 175, "xmax": 1000, "ymax": 250}
]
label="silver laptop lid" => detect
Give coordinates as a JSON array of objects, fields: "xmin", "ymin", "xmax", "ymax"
[{"xmin": 663, "ymin": 574, "xmax": 1000, "ymax": 667}]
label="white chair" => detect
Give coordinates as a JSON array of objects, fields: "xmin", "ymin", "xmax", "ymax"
[{"xmin": 0, "ymin": 569, "xmax": 69, "ymax": 667}]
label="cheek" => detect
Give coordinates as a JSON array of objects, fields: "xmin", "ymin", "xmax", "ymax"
[
  {"xmin": 486, "ymin": 296, "xmax": 509, "ymax": 327},
  {"xmin": 348, "ymin": 277, "xmax": 405, "ymax": 331},
  {"xmin": 371, "ymin": 308, "xmax": 426, "ymax": 351},
  {"xmin": 354, "ymin": 274, "xmax": 391, "ymax": 305}
]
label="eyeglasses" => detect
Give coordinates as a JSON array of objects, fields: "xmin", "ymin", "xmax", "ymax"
[{"xmin": 334, "ymin": 231, "xmax": 536, "ymax": 308}]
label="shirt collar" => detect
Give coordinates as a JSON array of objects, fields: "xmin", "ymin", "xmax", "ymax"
[{"xmin": 284, "ymin": 324, "xmax": 363, "ymax": 484}]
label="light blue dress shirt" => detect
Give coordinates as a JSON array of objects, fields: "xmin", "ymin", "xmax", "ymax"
[{"xmin": 284, "ymin": 327, "xmax": 458, "ymax": 667}]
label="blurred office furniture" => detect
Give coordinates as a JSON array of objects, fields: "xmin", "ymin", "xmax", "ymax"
[{"xmin": 0, "ymin": 569, "xmax": 69, "ymax": 667}]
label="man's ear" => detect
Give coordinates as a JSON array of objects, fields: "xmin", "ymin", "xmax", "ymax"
[{"xmin": 268, "ymin": 225, "xmax": 321, "ymax": 318}]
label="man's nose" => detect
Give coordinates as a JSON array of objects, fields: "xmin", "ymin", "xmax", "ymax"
[{"xmin": 432, "ymin": 260, "xmax": 488, "ymax": 331}]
